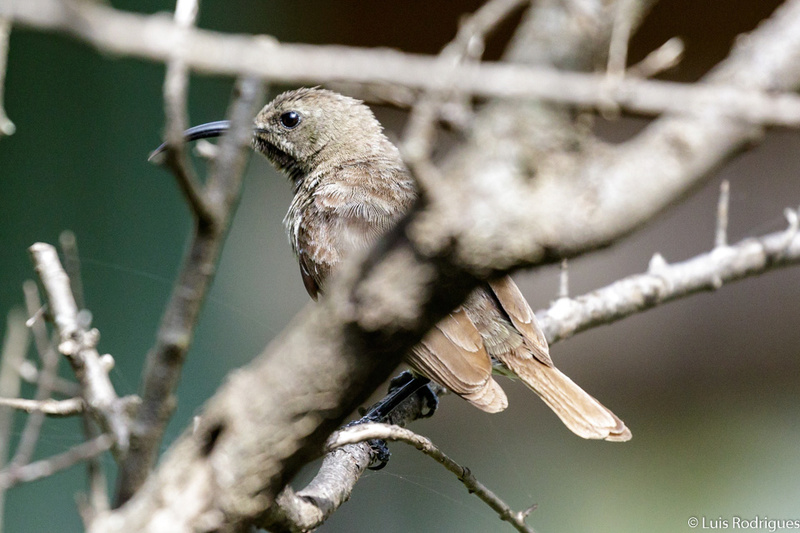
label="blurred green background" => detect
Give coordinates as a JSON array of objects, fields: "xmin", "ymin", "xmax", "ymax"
[{"xmin": 1, "ymin": 1, "xmax": 799, "ymax": 532}]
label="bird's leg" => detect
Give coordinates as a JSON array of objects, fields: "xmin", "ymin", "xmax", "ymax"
[
  {"xmin": 348, "ymin": 371, "xmax": 439, "ymax": 470},
  {"xmin": 386, "ymin": 371, "xmax": 439, "ymax": 419}
]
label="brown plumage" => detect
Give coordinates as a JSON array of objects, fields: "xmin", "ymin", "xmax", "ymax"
[{"xmin": 249, "ymin": 88, "xmax": 629, "ymax": 441}]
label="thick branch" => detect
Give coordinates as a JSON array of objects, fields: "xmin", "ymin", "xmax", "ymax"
[
  {"xmin": 258, "ymin": 380, "xmax": 437, "ymax": 532},
  {"xmin": 429, "ymin": 0, "xmax": 800, "ymax": 273},
  {"xmin": 258, "ymin": 207, "xmax": 800, "ymax": 533},
  {"xmin": 86, "ymin": 2, "xmax": 800, "ymax": 532}
]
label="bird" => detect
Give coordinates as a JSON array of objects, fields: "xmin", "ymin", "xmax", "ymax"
[{"xmin": 155, "ymin": 87, "xmax": 631, "ymax": 442}]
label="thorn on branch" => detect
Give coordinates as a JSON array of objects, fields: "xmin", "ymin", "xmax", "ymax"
[
  {"xmin": 24, "ymin": 304, "xmax": 47, "ymax": 328},
  {"xmin": 715, "ymin": 180, "xmax": 730, "ymax": 248},
  {"xmin": 776, "ymin": 205, "xmax": 800, "ymax": 259},
  {"xmin": 558, "ymin": 258, "xmax": 569, "ymax": 299},
  {"xmin": 628, "ymin": 37, "xmax": 685, "ymax": 79},
  {"xmin": 647, "ymin": 252, "xmax": 668, "ymax": 274},
  {"xmin": 521, "ymin": 503, "xmax": 538, "ymax": 519}
]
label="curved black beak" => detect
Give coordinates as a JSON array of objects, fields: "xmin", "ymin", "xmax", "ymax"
[{"xmin": 148, "ymin": 120, "xmax": 232, "ymax": 162}]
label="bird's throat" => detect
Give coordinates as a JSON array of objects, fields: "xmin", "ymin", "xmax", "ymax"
[{"xmin": 254, "ymin": 137, "xmax": 306, "ymax": 184}]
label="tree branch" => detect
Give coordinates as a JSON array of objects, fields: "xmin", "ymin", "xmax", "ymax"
[
  {"xmin": 5, "ymin": 0, "xmax": 800, "ymax": 127},
  {"xmin": 83, "ymin": 2, "xmax": 800, "ymax": 531},
  {"xmin": 0, "ymin": 396, "xmax": 83, "ymax": 416},
  {"xmin": 162, "ymin": 0, "xmax": 213, "ymax": 223},
  {"xmin": 257, "ymin": 203, "xmax": 800, "ymax": 533},
  {"xmin": 115, "ymin": 76, "xmax": 265, "ymax": 505},
  {"xmin": 328, "ymin": 423, "xmax": 538, "ymax": 533},
  {"xmin": 28, "ymin": 243, "xmax": 132, "ymax": 457},
  {"xmin": 0, "ymin": 434, "xmax": 112, "ymax": 490},
  {"xmin": 0, "ymin": 15, "xmax": 14, "ymax": 137},
  {"xmin": 258, "ymin": 380, "xmax": 439, "ymax": 532},
  {"xmin": 7, "ymin": 280, "xmax": 67, "ymax": 472},
  {"xmin": 0, "ymin": 310, "xmax": 29, "ymax": 529},
  {"xmin": 537, "ymin": 208, "xmax": 800, "ymax": 343}
]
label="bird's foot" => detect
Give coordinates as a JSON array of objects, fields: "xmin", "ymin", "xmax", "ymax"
[
  {"xmin": 389, "ymin": 371, "xmax": 439, "ymax": 418},
  {"xmin": 346, "ymin": 371, "xmax": 441, "ymax": 470},
  {"xmin": 343, "ymin": 416, "xmax": 392, "ymax": 470},
  {"xmin": 388, "ymin": 370, "xmax": 415, "ymax": 392},
  {"xmin": 417, "ymin": 383, "xmax": 439, "ymax": 418}
]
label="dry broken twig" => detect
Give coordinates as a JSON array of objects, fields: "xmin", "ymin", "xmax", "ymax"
[{"xmin": 28, "ymin": 243, "xmax": 132, "ymax": 456}]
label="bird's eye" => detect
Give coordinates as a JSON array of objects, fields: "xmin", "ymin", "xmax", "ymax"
[{"xmin": 280, "ymin": 111, "xmax": 301, "ymax": 129}]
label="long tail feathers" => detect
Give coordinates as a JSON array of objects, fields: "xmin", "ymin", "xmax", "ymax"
[{"xmin": 515, "ymin": 361, "xmax": 631, "ymax": 442}]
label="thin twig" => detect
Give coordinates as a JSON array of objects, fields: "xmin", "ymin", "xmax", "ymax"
[
  {"xmin": 77, "ymin": 416, "xmax": 109, "ymax": 526},
  {"xmin": 9, "ymin": 281, "xmax": 64, "ymax": 468},
  {"xmin": 0, "ymin": 16, "xmax": 15, "ymax": 137},
  {"xmin": 0, "ymin": 396, "xmax": 83, "ymax": 416},
  {"xmin": 402, "ymin": 0, "xmax": 528, "ymax": 192},
  {"xmin": 0, "ymin": 310, "xmax": 30, "ymax": 533},
  {"xmin": 162, "ymin": 0, "xmax": 212, "ymax": 223},
  {"xmin": 115, "ymin": 76, "xmax": 264, "ymax": 506},
  {"xmin": 28, "ymin": 243, "xmax": 130, "ymax": 456},
  {"xmin": 328, "ymin": 423, "xmax": 537, "ymax": 533},
  {"xmin": 558, "ymin": 259, "xmax": 569, "ymax": 299},
  {"xmin": 0, "ymin": 434, "xmax": 112, "ymax": 490},
  {"xmin": 258, "ymin": 378, "xmax": 439, "ymax": 531},
  {"xmin": 23, "ymin": 280, "xmax": 51, "ymax": 361},
  {"xmin": 57, "ymin": 232, "xmax": 110, "ymax": 516},
  {"xmin": 538, "ymin": 219, "xmax": 800, "ymax": 344},
  {"xmin": 59, "ymin": 230, "xmax": 86, "ymax": 311},
  {"xmin": 17, "ymin": 360, "xmax": 80, "ymax": 397}
]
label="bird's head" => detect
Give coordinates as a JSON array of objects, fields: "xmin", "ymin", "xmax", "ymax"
[{"xmin": 150, "ymin": 87, "xmax": 389, "ymax": 185}]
